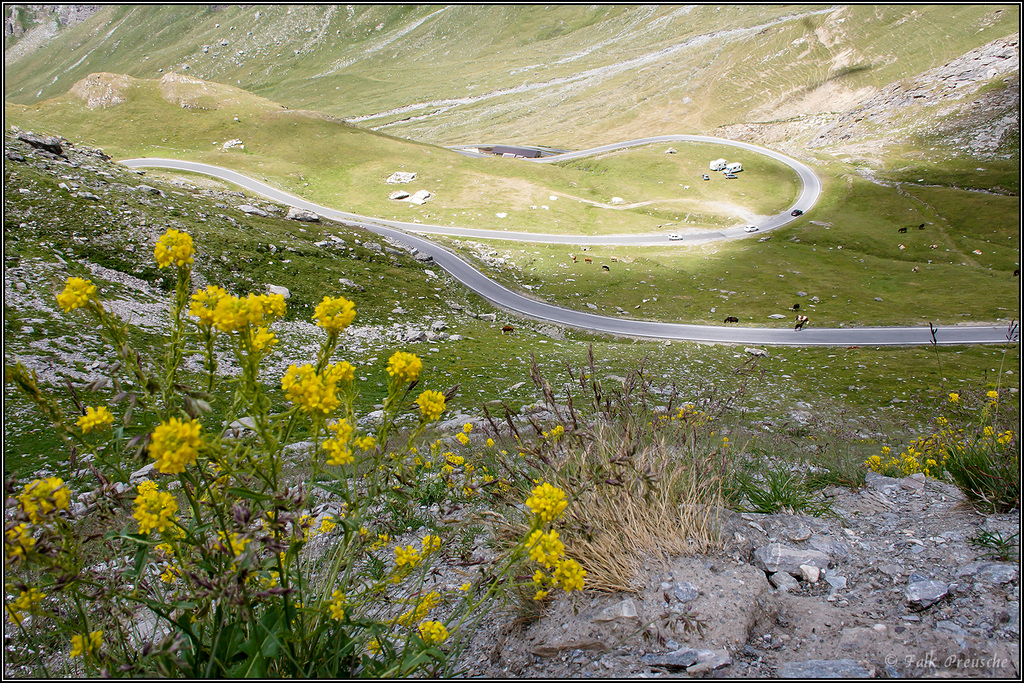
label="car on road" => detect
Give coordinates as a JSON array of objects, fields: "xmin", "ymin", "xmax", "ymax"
[
  {"xmin": 743, "ymin": 225, "xmax": 758, "ymax": 233},
  {"xmin": 667, "ymin": 233, "xmax": 683, "ymax": 240},
  {"xmin": 791, "ymin": 209, "xmax": 803, "ymax": 216},
  {"xmin": 724, "ymin": 173, "xmax": 738, "ymax": 179}
]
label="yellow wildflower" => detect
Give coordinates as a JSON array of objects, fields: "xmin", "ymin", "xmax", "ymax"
[
  {"xmin": 418, "ymin": 620, "xmax": 449, "ymax": 646},
  {"xmin": 394, "ymin": 544, "xmax": 422, "ymax": 569},
  {"xmin": 154, "ymin": 229, "xmax": 194, "ymax": 269},
  {"xmin": 149, "ymin": 418, "xmax": 202, "ymax": 474},
  {"xmin": 69, "ymin": 630, "xmax": 103, "ymax": 658},
  {"xmin": 987, "ymin": 390, "xmax": 999, "ymax": 402},
  {"xmin": 17, "ymin": 477, "xmax": 71, "ymax": 523},
  {"xmin": 526, "ymin": 529, "xmax": 565, "ymax": 568},
  {"xmin": 252, "ymin": 326, "xmax": 278, "ymax": 353},
  {"xmin": 4, "ymin": 523, "xmax": 35, "ymax": 565},
  {"xmin": 189, "ymin": 285, "xmax": 228, "ymax": 325},
  {"xmin": 281, "ymin": 364, "xmax": 340, "ymax": 415},
  {"xmin": 387, "ymin": 351, "xmax": 422, "ymax": 384},
  {"xmin": 132, "ymin": 481, "xmax": 178, "ymax": 535},
  {"xmin": 552, "ymin": 557, "xmax": 586, "ymax": 592},
  {"xmin": 422, "ymin": 534, "xmax": 441, "ymax": 555},
  {"xmin": 77, "ymin": 406, "xmax": 114, "ymax": 433},
  {"xmin": 324, "ymin": 419, "xmax": 355, "ymax": 466},
  {"xmin": 6, "ymin": 587, "xmax": 44, "ymax": 624},
  {"xmin": 313, "ymin": 295, "xmax": 356, "ymax": 333},
  {"xmin": 328, "ymin": 589, "xmax": 346, "ymax": 621},
  {"xmin": 56, "ymin": 277, "xmax": 97, "ymax": 313},
  {"xmin": 456, "ymin": 432, "xmax": 469, "ymax": 446},
  {"xmin": 525, "ymin": 482, "xmax": 568, "ymax": 523},
  {"xmin": 462, "ymin": 422, "xmax": 473, "ymax": 434},
  {"xmin": 416, "ymin": 390, "xmax": 446, "ymax": 421},
  {"xmin": 948, "ymin": 392, "xmax": 959, "ymax": 403}
]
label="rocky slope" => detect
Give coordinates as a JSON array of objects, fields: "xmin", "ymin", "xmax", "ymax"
[{"xmin": 456, "ymin": 471, "xmax": 1019, "ymax": 679}]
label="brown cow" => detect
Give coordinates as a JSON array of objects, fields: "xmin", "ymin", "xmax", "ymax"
[
  {"xmin": 584, "ymin": 257, "xmax": 593, "ymax": 264},
  {"xmin": 501, "ymin": 325, "xmax": 515, "ymax": 334},
  {"xmin": 571, "ymin": 254, "xmax": 577, "ymax": 263},
  {"xmin": 794, "ymin": 314, "xmax": 809, "ymax": 331}
]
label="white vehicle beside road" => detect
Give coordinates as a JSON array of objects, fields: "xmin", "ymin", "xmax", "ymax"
[{"xmin": 743, "ymin": 225, "xmax": 758, "ymax": 232}]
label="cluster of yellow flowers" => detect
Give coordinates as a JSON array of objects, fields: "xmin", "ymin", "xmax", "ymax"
[
  {"xmin": 387, "ymin": 351, "xmax": 422, "ymax": 384},
  {"xmin": 281, "ymin": 362, "xmax": 353, "ymax": 415},
  {"xmin": 313, "ymin": 295, "xmax": 357, "ymax": 333},
  {"xmin": 415, "ymin": 389, "xmax": 446, "ymax": 422},
  {"xmin": 17, "ymin": 477, "xmax": 71, "ymax": 524},
  {"xmin": 523, "ymin": 482, "xmax": 586, "ymax": 600},
  {"xmin": 673, "ymin": 403, "xmax": 710, "ymax": 427},
  {"xmin": 77, "ymin": 405, "xmax": 114, "ymax": 434},
  {"xmin": 525, "ymin": 482, "xmax": 568, "ymax": 523},
  {"xmin": 209, "ymin": 292, "xmax": 287, "ymax": 334},
  {"xmin": 56, "ymin": 277, "xmax": 98, "ymax": 313},
  {"xmin": 323, "ymin": 418, "xmax": 355, "ymax": 466},
  {"xmin": 417, "ymin": 620, "xmax": 449, "ymax": 646},
  {"xmin": 5, "ymin": 587, "xmax": 44, "ymax": 625},
  {"xmin": 149, "ymin": 417, "xmax": 203, "ymax": 474},
  {"xmin": 4, "ymin": 523, "xmax": 35, "ymax": 565},
  {"xmin": 154, "ymin": 229, "xmax": 194, "ymax": 269},
  {"xmin": 396, "ymin": 590, "xmax": 441, "ymax": 627},
  {"xmin": 327, "ymin": 589, "xmax": 347, "ymax": 621},
  {"xmin": 132, "ymin": 481, "xmax": 179, "ymax": 535},
  {"xmin": 541, "ymin": 424, "xmax": 564, "ymax": 442},
  {"xmin": 69, "ymin": 630, "xmax": 103, "ymax": 659}
]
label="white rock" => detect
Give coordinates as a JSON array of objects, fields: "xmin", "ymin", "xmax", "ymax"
[
  {"xmin": 800, "ymin": 564, "xmax": 821, "ymax": 583},
  {"xmin": 265, "ymin": 284, "xmax": 290, "ymax": 299},
  {"xmin": 385, "ymin": 171, "xmax": 417, "ymax": 184}
]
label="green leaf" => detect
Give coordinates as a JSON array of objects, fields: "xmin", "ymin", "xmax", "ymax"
[{"xmin": 225, "ymin": 487, "xmax": 273, "ymax": 502}]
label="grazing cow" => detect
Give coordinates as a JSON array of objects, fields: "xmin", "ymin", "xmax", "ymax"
[
  {"xmin": 584, "ymin": 257, "xmax": 593, "ymax": 264},
  {"xmin": 898, "ymin": 227, "xmax": 908, "ymax": 233},
  {"xmin": 898, "ymin": 244, "xmax": 906, "ymax": 250},
  {"xmin": 1015, "ymin": 269, "xmax": 1020, "ymax": 277},
  {"xmin": 610, "ymin": 256, "xmax": 618, "ymax": 262},
  {"xmin": 793, "ymin": 303, "xmax": 800, "ymax": 311},
  {"xmin": 602, "ymin": 264, "xmax": 610, "ymax": 271},
  {"xmin": 918, "ymin": 223, "xmax": 926, "ymax": 229},
  {"xmin": 912, "ymin": 266, "xmax": 919, "ymax": 273},
  {"xmin": 501, "ymin": 325, "xmax": 515, "ymax": 334},
  {"xmin": 723, "ymin": 316, "xmax": 739, "ymax": 323},
  {"xmin": 794, "ymin": 314, "xmax": 809, "ymax": 331},
  {"xmin": 571, "ymin": 254, "xmax": 577, "ymax": 263}
]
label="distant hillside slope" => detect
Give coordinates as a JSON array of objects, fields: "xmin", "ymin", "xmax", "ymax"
[{"xmin": 3, "ymin": 5, "xmax": 1019, "ymax": 152}]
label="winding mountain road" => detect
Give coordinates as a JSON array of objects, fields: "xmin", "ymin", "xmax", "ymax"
[{"xmin": 121, "ymin": 136, "xmax": 1015, "ymax": 347}]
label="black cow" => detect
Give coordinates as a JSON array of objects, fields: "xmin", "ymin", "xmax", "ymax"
[
  {"xmin": 602, "ymin": 264, "xmax": 610, "ymax": 271},
  {"xmin": 792, "ymin": 303, "xmax": 800, "ymax": 311},
  {"xmin": 898, "ymin": 227, "xmax": 908, "ymax": 234},
  {"xmin": 723, "ymin": 316, "xmax": 739, "ymax": 323},
  {"xmin": 918, "ymin": 223, "xmax": 926, "ymax": 229}
]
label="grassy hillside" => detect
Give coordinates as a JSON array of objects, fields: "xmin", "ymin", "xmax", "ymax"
[
  {"xmin": 4, "ymin": 73, "xmax": 798, "ymax": 235},
  {"xmin": 4, "ymin": 5, "xmax": 1018, "ymax": 148}
]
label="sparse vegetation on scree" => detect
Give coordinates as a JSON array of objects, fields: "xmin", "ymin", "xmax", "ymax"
[{"xmin": 2, "ymin": 3, "xmax": 1020, "ymax": 678}]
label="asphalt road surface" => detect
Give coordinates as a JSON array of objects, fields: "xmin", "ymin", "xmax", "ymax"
[{"xmin": 121, "ymin": 138, "xmax": 1014, "ymax": 347}]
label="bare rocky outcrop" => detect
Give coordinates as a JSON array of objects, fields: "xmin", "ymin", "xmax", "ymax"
[{"xmin": 69, "ymin": 72, "xmax": 133, "ymax": 109}]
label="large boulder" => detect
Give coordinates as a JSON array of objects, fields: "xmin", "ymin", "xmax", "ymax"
[
  {"xmin": 385, "ymin": 171, "xmax": 417, "ymax": 184},
  {"xmin": 286, "ymin": 207, "xmax": 319, "ymax": 222},
  {"xmin": 17, "ymin": 131, "xmax": 64, "ymax": 156}
]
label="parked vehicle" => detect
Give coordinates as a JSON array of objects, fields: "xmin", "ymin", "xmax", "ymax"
[
  {"xmin": 702, "ymin": 174, "xmax": 710, "ymax": 181},
  {"xmin": 724, "ymin": 173, "xmax": 738, "ymax": 179}
]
